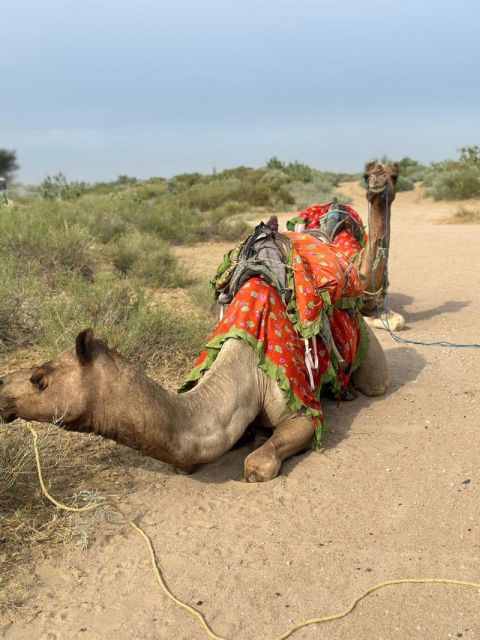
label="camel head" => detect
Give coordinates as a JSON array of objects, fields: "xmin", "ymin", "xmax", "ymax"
[
  {"xmin": 0, "ymin": 329, "xmax": 112, "ymax": 429},
  {"xmin": 364, "ymin": 161, "xmax": 399, "ymax": 204}
]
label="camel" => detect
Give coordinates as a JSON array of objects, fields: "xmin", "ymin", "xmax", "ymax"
[
  {"xmin": 0, "ymin": 326, "xmax": 388, "ymax": 482},
  {"xmin": 359, "ymin": 161, "xmax": 406, "ymax": 331}
]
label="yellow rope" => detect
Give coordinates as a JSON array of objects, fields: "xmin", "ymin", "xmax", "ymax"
[
  {"xmin": 25, "ymin": 423, "xmax": 480, "ymax": 640},
  {"xmin": 26, "ymin": 423, "xmax": 227, "ymax": 640},
  {"xmin": 273, "ymin": 578, "xmax": 480, "ymax": 640}
]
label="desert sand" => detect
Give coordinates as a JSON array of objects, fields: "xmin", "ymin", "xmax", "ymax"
[{"xmin": 1, "ymin": 183, "xmax": 479, "ymax": 639}]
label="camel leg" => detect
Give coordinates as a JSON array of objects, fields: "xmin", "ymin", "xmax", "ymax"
[
  {"xmin": 243, "ymin": 416, "xmax": 315, "ymax": 483},
  {"xmin": 252, "ymin": 426, "xmax": 271, "ymax": 450},
  {"xmin": 352, "ymin": 324, "xmax": 389, "ymax": 396}
]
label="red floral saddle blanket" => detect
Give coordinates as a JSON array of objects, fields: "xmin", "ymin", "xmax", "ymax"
[
  {"xmin": 287, "ymin": 202, "xmax": 367, "ymax": 261},
  {"xmin": 182, "ymin": 232, "xmax": 369, "ymax": 448}
]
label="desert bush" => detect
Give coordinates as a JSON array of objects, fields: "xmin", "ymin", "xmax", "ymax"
[
  {"xmin": 458, "ymin": 146, "xmax": 480, "ymax": 165},
  {"xmin": 443, "ymin": 205, "xmax": 480, "ymax": 224},
  {"xmin": 395, "ymin": 176, "xmax": 414, "ymax": 191},
  {"xmin": 38, "ymin": 274, "xmax": 211, "ymax": 369},
  {"xmin": 0, "ymin": 202, "xmax": 98, "ymax": 280},
  {"xmin": 288, "ymin": 175, "xmax": 351, "ymax": 209},
  {"xmin": 420, "ymin": 148, "xmax": 480, "ymax": 200},
  {"xmin": 265, "ymin": 157, "xmax": 355, "ymax": 206},
  {"xmin": 424, "ymin": 161, "xmax": 480, "ymax": 200},
  {"xmin": 266, "ymin": 157, "xmax": 314, "ymax": 183},
  {"xmin": 40, "ymin": 173, "xmax": 87, "ymax": 200},
  {"xmin": 0, "ymin": 258, "xmax": 43, "ymax": 353},
  {"xmin": 86, "ymin": 210, "xmax": 129, "ymax": 244},
  {"xmin": 109, "ymin": 234, "xmax": 187, "ymax": 287},
  {"xmin": 396, "ymin": 157, "xmax": 427, "ymax": 189}
]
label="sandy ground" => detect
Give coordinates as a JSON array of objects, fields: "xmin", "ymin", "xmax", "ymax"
[{"xmin": 1, "ymin": 184, "xmax": 479, "ymax": 640}]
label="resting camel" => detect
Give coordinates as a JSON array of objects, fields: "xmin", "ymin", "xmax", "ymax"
[
  {"xmin": 0, "ymin": 326, "xmax": 388, "ymax": 482},
  {"xmin": 359, "ymin": 161, "xmax": 406, "ymax": 331}
]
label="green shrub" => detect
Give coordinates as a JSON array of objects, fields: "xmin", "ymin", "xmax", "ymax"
[
  {"xmin": 458, "ymin": 146, "xmax": 480, "ymax": 165},
  {"xmin": 288, "ymin": 175, "xmax": 351, "ymax": 209},
  {"xmin": 109, "ymin": 234, "xmax": 187, "ymax": 287},
  {"xmin": 397, "ymin": 157, "xmax": 427, "ymax": 186},
  {"xmin": 0, "ymin": 258, "xmax": 44, "ymax": 353},
  {"xmin": 40, "ymin": 173, "xmax": 87, "ymax": 200},
  {"xmin": 39, "ymin": 274, "xmax": 211, "ymax": 368},
  {"xmin": 424, "ymin": 161, "xmax": 480, "ymax": 200},
  {"xmin": 266, "ymin": 157, "xmax": 314, "ymax": 183},
  {"xmin": 0, "ymin": 203, "xmax": 97, "ymax": 279},
  {"xmin": 396, "ymin": 175, "xmax": 415, "ymax": 192}
]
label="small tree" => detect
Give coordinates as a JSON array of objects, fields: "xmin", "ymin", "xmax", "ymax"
[
  {"xmin": 0, "ymin": 149, "xmax": 19, "ymax": 181},
  {"xmin": 458, "ymin": 146, "xmax": 480, "ymax": 166}
]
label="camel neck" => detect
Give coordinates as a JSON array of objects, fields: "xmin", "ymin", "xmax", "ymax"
[
  {"xmin": 359, "ymin": 196, "xmax": 392, "ymax": 314},
  {"xmin": 368, "ymin": 196, "xmax": 390, "ymax": 245},
  {"xmin": 85, "ymin": 340, "xmax": 262, "ymax": 467}
]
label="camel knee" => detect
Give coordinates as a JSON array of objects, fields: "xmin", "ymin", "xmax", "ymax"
[
  {"xmin": 360, "ymin": 382, "xmax": 388, "ymax": 397},
  {"xmin": 353, "ymin": 370, "xmax": 389, "ymax": 397}
]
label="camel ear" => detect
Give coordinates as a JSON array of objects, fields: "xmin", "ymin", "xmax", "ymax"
[
  {"xmin": 364, "ymin": 160, "xmax": 376, "ymax": 182},
  {"xmin": 76, "ymin": 328, "xmax": 98, "ymax": 364},
  {"xmin": 390, "ymin": 162, "xmax": 399, "ymax": 182}
]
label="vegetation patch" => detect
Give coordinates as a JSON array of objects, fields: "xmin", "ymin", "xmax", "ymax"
[
  {"xmin": 423, "ymin": 147, "xmax": 480, "ymax": 200},
  {"xmin": 441, "ymin": 205, "xmax": 480, "ymax": 224},
  {"xmin": 0, "ymin": 423, "xmax": 134, "ymax": 611}
]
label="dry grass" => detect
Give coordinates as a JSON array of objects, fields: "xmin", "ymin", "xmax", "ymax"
[
  {"xmin": 442, "ymin": 205, "xmax": 480, "ymax": 224},
  {"xmin": 0, "ymin": 422, "xmax": 135, "ymax": 610}
]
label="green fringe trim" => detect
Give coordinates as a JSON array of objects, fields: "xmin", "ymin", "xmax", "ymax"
[
  {"xmin": 335, "ymin": 295, "xmax": 364, "ymax": 310},
  {"xmin": 286, "ymin": 216, "xmax": 307, "ymax": 231}
]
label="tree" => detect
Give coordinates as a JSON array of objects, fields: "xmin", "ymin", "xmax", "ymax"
[
  {"xmin": 0, "ymin": 149, "xmax": 19, "ymax": 181},
  {"xmin": 458, "ymin": 146, "xmax": 480, "ymax": 166}
]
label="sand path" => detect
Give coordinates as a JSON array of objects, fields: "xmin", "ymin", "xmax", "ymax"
[{"xmin": 1, "ymin": 185, "xmax": 479, "ymax": 640}]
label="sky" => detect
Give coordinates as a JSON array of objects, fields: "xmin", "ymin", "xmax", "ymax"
[{"xmin": 2, "ymin": 0, "xmax": 480, "ymax": 183}]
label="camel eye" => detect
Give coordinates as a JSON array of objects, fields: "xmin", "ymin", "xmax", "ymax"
[{"xmin": 30, "ymin": 372, "xmax": 48, "ymax": 391}]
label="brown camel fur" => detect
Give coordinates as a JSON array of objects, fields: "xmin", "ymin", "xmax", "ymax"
[
  {"xmin": 359, "ymin": 161, "xmax": 405, "ymax": 331},
  {"xmin": 0, "ymin": 327, "xmax": 388, "ymax": 482}
]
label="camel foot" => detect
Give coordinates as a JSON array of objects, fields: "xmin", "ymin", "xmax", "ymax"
[
  {"xmin": 244, "ymin": 445, "xmax": 281, "ymax": 483},
  {"xmin": 364, "ymin": 311, "xmax": 406, "ymax": 332}
]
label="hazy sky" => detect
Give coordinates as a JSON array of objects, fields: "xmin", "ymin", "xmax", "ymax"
[{"xmin": 2, "ymin": 0, "xmax": 479, "ymax": 183}]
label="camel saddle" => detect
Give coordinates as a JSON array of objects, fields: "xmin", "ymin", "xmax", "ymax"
[{"xmin": 212, "ymin": 216, "xmax": 292, "ymax": 306}]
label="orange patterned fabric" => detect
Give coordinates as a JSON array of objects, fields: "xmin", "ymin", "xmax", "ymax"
[
  {"xmin": 288, "ymin": 203, "xmax": 367, "ymax": 260},
  {"xmin": 183, "ymin": 233, "xmax": 368, "ymax": 447},
  {"xmin": 284, "ymin": 232, "xmax": 363, "ymax": 339}
]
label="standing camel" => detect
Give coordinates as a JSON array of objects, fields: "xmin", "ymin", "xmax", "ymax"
[{"xmin": 359, "ymin": 161, "xmax": 406, "ymax": 331}]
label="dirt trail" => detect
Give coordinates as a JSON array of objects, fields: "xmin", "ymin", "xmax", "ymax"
[{"xmin": 1, "ymin": 186, "xmax": 480, "ymax": 640}]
